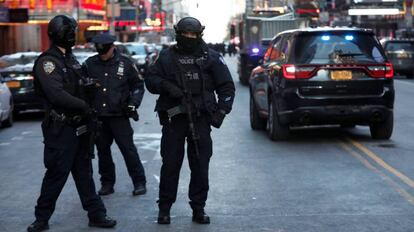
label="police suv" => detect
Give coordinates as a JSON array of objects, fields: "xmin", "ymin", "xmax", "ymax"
[{"xmin": 249, "ymin": 27, "xmax": 394, "ymax": 140}]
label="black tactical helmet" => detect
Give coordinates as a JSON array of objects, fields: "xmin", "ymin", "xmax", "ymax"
[
  {"xmin": 48, "ymin": 15, "xmax": 77, "ymax": 49},
  {"xmin": 174, "ymin": 17, "xmax": 205, "ymax": 35}
]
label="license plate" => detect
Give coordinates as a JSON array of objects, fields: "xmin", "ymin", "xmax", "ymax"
[
  {"xmin": 6, "ymin": 81, "xmax": 20, "ymax": 88},
  {"xmin": 397, "ymin": 52, "xmax": 409, "ymax": 58},
  {"xmin": 331, "ymin": 71, "xmax": 352, "ymax": 80}
]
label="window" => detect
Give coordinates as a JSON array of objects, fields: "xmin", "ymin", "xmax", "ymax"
[
  {"xmin": 269, "ymin": 37, "xmax": 282, "ymax": 61},
  {"xmin": 292, "ymin": 32, "xmax": 386, "ymax": 64}
]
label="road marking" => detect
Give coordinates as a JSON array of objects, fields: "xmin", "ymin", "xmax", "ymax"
[
  {"xmin": 11, "ymin": 136, "xmax": 23, "ymax": 141},
  {"xmin": 0, "ymin": 142, "xmax": 11, "ymax": 146},
  {"xmin": 22, "ymin": 131, "xmax": 33, "ymax": 135},
  {"xmin": 346, "ymin": 137, "xmax": 414, "ymax": 190},
  {"xmin": 153, "ymin": 175, "xmax": 160, "ymax": 183},
  {"xmin": 340, "ymin": 141, "xmax": 414, "ymax": 205}
]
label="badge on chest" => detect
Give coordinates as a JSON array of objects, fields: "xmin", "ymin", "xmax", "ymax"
[{"xmin": 117, "ymin": 61, "xmax": 124, "ymax": 77}]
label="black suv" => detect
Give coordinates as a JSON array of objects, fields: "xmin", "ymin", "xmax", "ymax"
[
  {"xmin": 382, "ymin": 38, "xmax": 414, "ymax": 78},
  {"xmin": 249, "ymin": 27, "xmax": 394, "ymax": 140}
]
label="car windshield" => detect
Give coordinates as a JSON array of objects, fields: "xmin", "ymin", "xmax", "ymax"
[
  {"xmin": 385, "ymin": 42, "xmax": 414, "ymax": 52},
  {"xmin": 292, "ymin": 32, "xmax": 386, "ymax": 64},
  {"xmin": 125, "ymin": 44, "xmax": 147, "ymax": 56}
]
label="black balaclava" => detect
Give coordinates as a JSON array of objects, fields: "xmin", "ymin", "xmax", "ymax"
[
  {"xmin": 176, "ymin": 33, "xmax": 202, "ymax": 54},
  {"xmin": 48, "ymin": 15, "xmax": 77, "ymax": 50}
]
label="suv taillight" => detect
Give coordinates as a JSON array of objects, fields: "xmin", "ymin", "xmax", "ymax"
[
  {"xmin": 282, "ymin": 64, "xmax": 317, "ymax": 79},
  {"xmin": 366, "ymin": 63, "xmax": 394, "ymax": 78}
]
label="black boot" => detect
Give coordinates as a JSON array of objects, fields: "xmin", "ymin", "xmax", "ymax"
[
  {"xmin": 88, "ymin": 216, "xmax": 117, "ymax": 228},
  {"xmin": 157, "ymin": 209, "xmax": 171, "ymax": 224},
  {"xmin": 98, "ymin": 185, "xmax": 114, "ymax": 196},
  {"xmin": 27, "ymin": 220, "xmax": 49, "ymax": 232},
  {"xmin": 192, "ymin": 210, "xmax": 210, "ymax": 224},
  {"xmin": 132, "ymin": 183, "xmax": 147, "ymax": 196}
]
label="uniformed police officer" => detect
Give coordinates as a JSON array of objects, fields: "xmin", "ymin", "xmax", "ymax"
[
  {"xmin": 145, "ymin": 17, "xmax": 235, "ymax": 224},
  {"xmin": 28, "ymin": 15, "xmax": 116, "ymax": 232},
  {"xmin": 83, "ymin": 33, "xmax": 147, "ymax": 196}
]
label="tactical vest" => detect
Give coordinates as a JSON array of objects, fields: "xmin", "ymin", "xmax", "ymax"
[{"xmin": 175, "ymin": 53, "xmax": 203, "ymax": 96}]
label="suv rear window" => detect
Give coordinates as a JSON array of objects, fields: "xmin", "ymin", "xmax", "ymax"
[
  {"xmin": 385, "ymin": 41, "xmax": 414, "ymax": 52},
  {"xmin": 291, "ymin": 32, "xmax": 385, "ymax": 64}
]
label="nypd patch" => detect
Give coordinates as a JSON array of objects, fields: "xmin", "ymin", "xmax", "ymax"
[{"xmin": 43, "ymin": 61, "xmax": 55, "ymax": 74}]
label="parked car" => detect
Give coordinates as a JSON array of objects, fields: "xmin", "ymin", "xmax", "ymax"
[
  {"xmin": 0, "ymin": 52, "xmax": 44, "ymax": 115},
  {"xmin": 123, "ymin": 42, "xmax": 152, "ymax": 74},
  {"xmin": 0, "ymin": 73, "xmax": 13, "ymax": 127},
  {"xmin": 249, "ymin": 27, "xmax": 394, "ymax": 140},
  {"xmin": 382, "ymin": 38, "xmax": 414, "ymax": 78}
]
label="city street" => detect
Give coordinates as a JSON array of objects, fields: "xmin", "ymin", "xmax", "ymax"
[{"xmin": 2, "ymin": 56, "xmax": 414, "ymax": 232}]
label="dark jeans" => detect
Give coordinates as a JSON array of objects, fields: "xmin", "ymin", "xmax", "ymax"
[
  {"xmin": 96, "ymin": 117, "xmax": 146, "ymax": 187},
  {"xmin": 158, "ymin": 114, "xmax": 212, "ymax": 212},
  {"xmin": 35, "ymin": 121, "xmax": 106, "ymax": 222}
]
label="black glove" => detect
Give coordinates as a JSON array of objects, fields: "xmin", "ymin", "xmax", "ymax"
[
  {"xmin": 81, "ymin": 81, "xmax": 98, "ymax": 101},
  {"xmin": 211, "ymin": 110, "xmax": 226, "ymax": 128},
  {"xmin": 126, "ymin": 105, "xmax": 139, "ymax": 121},
  {"xmin": 161, "ymin": 80, "xmax": 184, "ymax": 98}
]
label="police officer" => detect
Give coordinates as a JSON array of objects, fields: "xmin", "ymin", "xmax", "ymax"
[
  {"xmin": 83, "ymin": 33, "xmax": 147, "ymax": 196},
  {"xmin": 28, "ymin": 15, "xmax": 116, "ymax": 232},
  {"xmin": 145, "ymin": 17, "xmax": 235, "ymax": 224}
]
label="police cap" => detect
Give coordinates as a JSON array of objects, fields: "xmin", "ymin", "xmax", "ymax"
[{"xmin": 92, "ymin": 33, "xmax": 116, "ymax": 45}]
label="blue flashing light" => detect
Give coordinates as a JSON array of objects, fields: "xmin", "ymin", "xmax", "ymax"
[
  {"xmin": 345, "ymin": 35, "xmax": 354, "ymax": 41},
  {"xmin": 252, "ymin": 47, "xmax": 260, "ymax": 54},
  {"xmin": 321, "ymin": 35, "xmax": 330, "ymax": 41}
]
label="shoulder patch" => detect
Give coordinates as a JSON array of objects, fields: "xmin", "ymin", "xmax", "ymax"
[{"xmin": 43, "ymin": 61, "xmax": 55, "ymax": 74}]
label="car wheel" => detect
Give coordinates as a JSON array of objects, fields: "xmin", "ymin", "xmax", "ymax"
[
  {"xmin": 267, "ymin": 95, "xmax": 289, "ymax": 140},
  {"xmin": 239, "ymin": 63, "xmax": 249, "ymax": 86},
  {"xmin": 369, "ymin": 112, "xmax": 393, "ymax": 140},
  {"xmin": 250, "ymin": 93, "xmax": 266, "ymax": 130}
]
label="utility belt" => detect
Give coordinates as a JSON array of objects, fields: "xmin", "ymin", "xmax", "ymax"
[{"xmin": 47, "ymin": 109, "xmax": 88, "ymax": 136}]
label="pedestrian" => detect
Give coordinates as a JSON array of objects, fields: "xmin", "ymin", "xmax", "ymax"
[
  {"xmin": 28, "ymin": 15, "xmax": 116, "ymax": 232},
  {"xmin": 145, "ymin": 16, "xmax": 235, "ymax": 225},
  {"xmin": 83, "ymin": 33, "xmax": 147, "ymax": 196}
]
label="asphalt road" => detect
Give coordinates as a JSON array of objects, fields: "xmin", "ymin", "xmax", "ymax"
[{"xmin": 1, "ymin": 56, "xmax": 414, "ymax": 232}]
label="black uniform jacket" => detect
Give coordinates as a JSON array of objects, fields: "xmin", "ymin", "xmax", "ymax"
[
  {"xmin": 33, "ymin": 45, "xmax": 88, "ymax": 115},
  {"xmin": 145, "ymin": 43, "xmax": 235, "ymax": 114},
  {"xmin": 84, "ymin": 50, "xmax": 145, "ymax": 117}
]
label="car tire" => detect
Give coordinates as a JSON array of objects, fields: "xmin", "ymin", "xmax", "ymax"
[
  {"xmin": 239, "ymin": 61, "xmax": 249, "ymax": 86},
  {"xmin": 369, "ymin": 112, "xmax": 393, "ymax": 140},
  {"xmin": 250, "ymin": 93, "xmax": 266, "ymax": 130},
  {"xmin": 267, "ymin": 95, "xmax": 289, "ymax": 140}
]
